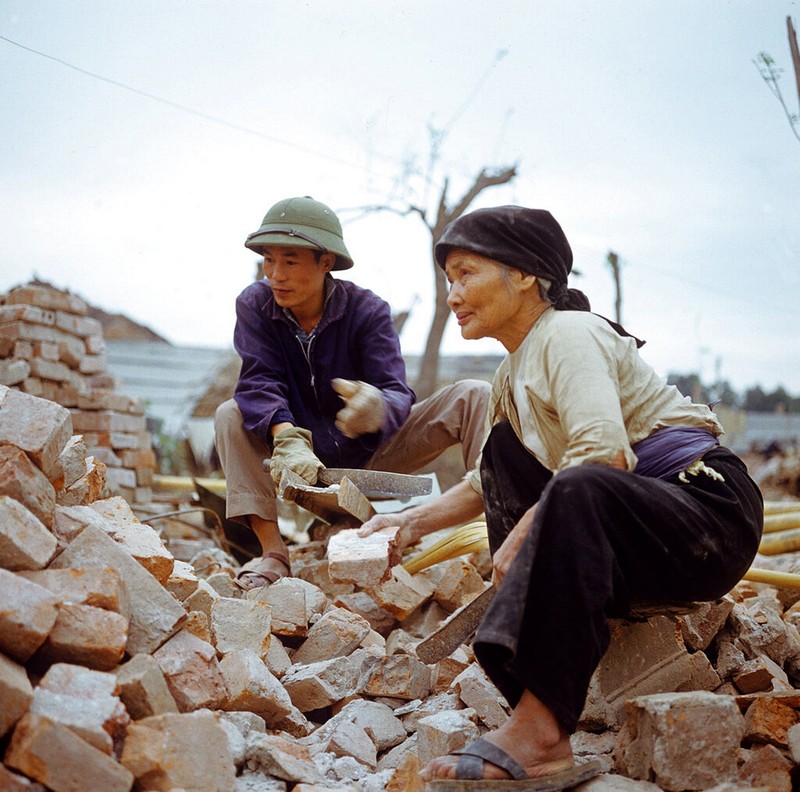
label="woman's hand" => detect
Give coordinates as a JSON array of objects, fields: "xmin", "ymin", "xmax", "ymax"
[
  {"xmin": 358, "ymin": 511, "xmax": 419, "ymax": 557},
  {"xmin": 491, "ymin": 503, "xmax": 537, "ymax": 588}
]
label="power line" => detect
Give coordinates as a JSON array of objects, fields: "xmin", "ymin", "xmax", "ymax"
[{"xmin": 0, "ymin": 33, "xmax": 399, "ymax": 175}]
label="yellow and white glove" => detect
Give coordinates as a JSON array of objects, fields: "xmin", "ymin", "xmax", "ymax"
[
  {"xmin": 332, "ymin": 378, "xmax": 386, "ymax": 438},
  {"xmin": 269, "ymin": 426, "xmax": 324, "ymax": 487}
]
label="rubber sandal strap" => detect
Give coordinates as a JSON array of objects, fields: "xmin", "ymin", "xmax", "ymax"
[
  {"xmin": 451, "ymin": 737, "xmax": 528, "ymax": 780},
  {"xmin": 261, "ymin": 552, "xmax": 292, "ymax": 574}
]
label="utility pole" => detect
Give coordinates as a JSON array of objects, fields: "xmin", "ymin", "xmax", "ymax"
[{"xmin": 606, "ymin": 251, "xmax": 622, "ymax": 324}]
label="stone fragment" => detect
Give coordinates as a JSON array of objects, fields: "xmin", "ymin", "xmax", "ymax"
[
  {"xmin": 0, "ymin": 385, "xmax": 73, "ymax": 479},
  {"xmin": 580, "ymin": 615, "xmax": 701, "ymax": 729},
  {"xmin": 0, "ymin": 443, "xmax": 56, "ymax": 527},
  {"xmin": 335, "ymin": 590, "xmax": 397, "ymax": 635},
  {"xmin": 246, "ymin": 733, "xmax": 325, "ymax": 785},
  {"xmin": 614, "ymin": 691, "xmax": 745, "ymax": 791},
  {"xmin": 359, "ymin": 654, "xmax": 432, "ymax": 701},
  {"xmin": 0, "ymin": 651, "xmax": 34, "ymax": 738},
  {"xmin": 251, "ymin": 576, "xmax": 317, "ymax": 637},
  {"xmin": 153, "ymin": 629, "xmax": 228, "ymax": 712},
  {"xmin": 292, "ymin": 606, "xmax": 371, "ymax": 665},
  {"xmin": 55, "ymin": 435, "xmax": 88, "ymax": 490},
  {"xmin": 743, "ymin": 695, "xmax": 799, "ymax": 747},
  {"xmin": 329, "ymin": 699, "xmax": 407, "ymax": 752},
  {"xmin": 0, "ymin": 358, "xmax": 31, "ymax": 386},
  {"xmin": 184, "ymin": 577, "xmax": 222, "ymax": 617},
  {"xmin": 282, "ymin": 656, "xmax": 360, "ymax": 711},
  {"xmin": 219, "ymin": 648, "xmax": 297, "ymax": 726},
  {"xmin": 432, "ymin": 647, "xmax": 471, "ymax": 693},
  {"xmin": 416, "ymin": 708, "xmax": 480, "ymax": 768},
  {"xmin": 5, "ymin": 712, "xmax": 134, "ymax": 792},
  {"xmin": 739, "ymin": 744, "xmax": 794, "ymax": 792},
  {"xmin": 368, "ymin": 565, "xmax": 434, "ymax": 620},
  {"xmin": 33, "ymin": 602, "xmax": 128, "ymax": 671},
  {"xmin": 327, "ymin": 526, "xmax": 400, "ymax": 587},
  {"xmin": 120, "ymin": 709, "xmax": 237, "ymax": 791},
  {"xmin": 0, "ymin": 763, "xmax": 48, "ymax": 791},
  {"xmin": 49, "ymin": 524, "xmax": 186, "ymax": 654},
  {"xmin": 0, "ymin": 494, "xmax": 57, "ymax": 570},
  {"xmin": 321, "ymin": 719, "xmax": 377, "ymax": 768},
  {"xmin": 19, "ymin": 566, "xmax": 129, "ymax": 617},
  {"xmin": 31, "ymin": 663, "xmax": 129, "ymax": 754},
  {"xmin": 164, "ymin": 558, "xmax": 199, "ymax": 600},
  {"xmin": 211, "ymin": 596, "xmax": 272, "ymax": 658},
  {"xmin": 733, "ymin": 654, "xmax": 792, "ymax": 693},
  {"xmin": 453, "ymin": 663, "xmax": 509, "ymax": 729},
  {"xmin": 57, "ymin": 456, "xmax": 107, "ymax": 506},
  {"xmin": 265, "ymin": 635, "xmax": 292, "ymax": 678},
  {"xmin": 0, "ymin": 568, "xmax": 60, "ymax": 662},
  {"xmin": 115, "ymin": 653, "xmax": 179, "ymax": 720},
  {"xmin": 430, "ymin": 558, "xmax": 485, "ymax": 612},
  {"xmin": 788, "ymin": 721, "xmax": 800, "ymax": 762}
]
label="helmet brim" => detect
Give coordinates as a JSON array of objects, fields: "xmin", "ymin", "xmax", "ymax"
[{"xmin": 244, "ymin": 227, "xmax": 353, "ymax": 271}]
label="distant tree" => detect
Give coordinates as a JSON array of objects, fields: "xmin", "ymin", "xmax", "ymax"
[
  {"xmin": 754, "ymin": 16, "xmax": 800, "ymax": 142},
  {"xmin": 667, "ymin": 372, "xmax": 708, "ymax": 403}
]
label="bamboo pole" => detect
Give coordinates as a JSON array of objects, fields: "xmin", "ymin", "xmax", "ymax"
[
  {"xmin": 744, "ymin": 567, "xmax": 800, "ymax": 589},
  {"xmin": 763, "ymin": 501, "xmax": 800, "ymax": 515},
  {"xmin": 758, "ymin": 528, "xmax": 800, "ymax": 556},
  {"xmin": 153, "ymin": 474, "xmax": 226, "ymax": 497},
  {"xmin": 762, "ymin": 512, "xmax": 800, "ymax": 534}
]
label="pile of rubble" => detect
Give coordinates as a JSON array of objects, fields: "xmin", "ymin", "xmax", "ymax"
[
  {"xmin": 0, "ymin": 283, "xmax": 156, "ymax": 505},
  {"xmin": 2, "ymin": 386, "xmax": 800, "ymax": 791}
]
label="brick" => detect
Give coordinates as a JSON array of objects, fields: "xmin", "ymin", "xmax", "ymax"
[
  {"xmin": 31, "ymin": 664, "xmax": 129, "ymax": 754},
  {"xmin": 6, "ymin": 285, "xmax": 88, "ymax": 315},
  {"xmin": 0, "ymin": 568, "xmax": 60, "ymax": 662},
  {"xmin": 416, "ymin": 708, "xmax": 480, "ymax": 769},
  {"xmin": 164, "ymin": 558, "xmax": 199, "ymax": 600},
  {"xmin": 0, "ymin": 444, "xmax": 56, "ymax": 527},
  {"xmin": 614, "ymin": 691, "xmax": 745, "ymax": 790},
  {"xmin": 29, "ymin": 357, "xmax": 72, "ymax": 382},
  {"xmin": 0, "ymin": 494, "xmax": 57, "ymax": 570},
  {"xmin": 5, "ymin": 712, "xmax": 134, "ymax": 792},
  {"xmin": 210, "ymin": 597, "xmax": 272, "ymax": 658},
  {"xmin": 292, "ymin": 606, "xmax": 371, "ymax": 665},
  {"xmin": 329, "ymin": 699, "xmax": 408, "ymax": 752},
  {"xmin": 0, "ymin": 385, "xmax": 73, "ymax": 478},
  {"xmin": 153, "ymin": 629, "xmax": 228, "ymax": 712},
  {"xmin": 120, "ymin": 709, "xmax": 236, "ymax": 792},
  {"xmin": 430, "ymin": 558, "xmax": 486, "ymax": 612},
  {"xmin": 328, "ymin": 526, "xmax": 399, "ymax": 587},
  {"xmin": 53, "ymin": 311, "xmax": 102, "ymax": 338},
  {"xmin": 78, "ymin": 354, "xmax": 107, "ymax": 374},
  {"xmin": 368, "ymin": 564, "xmax": 434, "ymax": 621},
  {"xmin": 115, "ymin": 654, "xmax": 179, "ymax": 720},
  {"xmin": 0, "ymin": 651, "xmax": 34, "ymax": 738},
  {"xmin": 0, "ymin": 764, "xmax": 48, "ymax": 790},
  {"xmin": 432, "ymin": 646, "xmax": 471, "ymax": 693},
  {"xmin": 733, "ymin": 654, "xmax": 792, "ymax": 693},
  {"xmin": 49, "ymin": 524, "xmax": 186, "ymax": 655},
  {"xmin": 0, "ymin": 304, "xmax": 56, "ymax": 325},
  {"xmin": 335, "ymin": 590, "xmax": 397, "ymax": 636},
  {"xmin": 70, "ymin": 409, "xmax": 147, "ymax": 434},
  {"xmin": 218, "ymin": 648, "xmax": 296, "ymax": 726},
  {"xmin": 321, "ymin": 719, "xmax": 377, "ymax": 768},
  {"xmin": 57, "ymin": 455, "xmax": 107, "ymax": 506},
  {"xmin": 0, "ymin": 358, "xmax": 31, "ymax": 385},
  {"xmin": 679, "ymin": 596, "xmax": 735, "ymax": 651},
  {"xmin": 33, "ymin": 602, "xmax": 128, "ymax": 671}
]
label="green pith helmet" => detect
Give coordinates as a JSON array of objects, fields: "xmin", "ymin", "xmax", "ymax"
[{"xmin": 244, "ymin": 196, "xmax": 354, "ymax": 270}]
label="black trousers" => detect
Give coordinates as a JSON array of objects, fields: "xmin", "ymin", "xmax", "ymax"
[{"xmin": 473, "ymin": 421, "xmax": 763, "ymax": 732}]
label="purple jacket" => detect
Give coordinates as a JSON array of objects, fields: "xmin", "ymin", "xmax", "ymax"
[{"xmin": 232, "ymin": 276, "xmax": 416, "ymax": 468}]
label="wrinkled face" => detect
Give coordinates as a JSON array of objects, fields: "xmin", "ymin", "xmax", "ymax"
[
  {"xmin": 445, "ymin": 248, "xmax": 537, "ymax": 349},
  {"xmin": 261, "ymin": 245, "xmax": 334, "ymax": 315}
]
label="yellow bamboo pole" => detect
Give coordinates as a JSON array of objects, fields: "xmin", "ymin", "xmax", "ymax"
[
  {"xmin": 762, "ymin": 512, "xmax": 800, "ymax": 533},
  {"xmin": 743, "ymin": 567, "xmax": 800, "ymax": 589},
  {"xmin": 153, "ymin": 474, "xmax": 226, "ymax": 497},
  {"xmin": 763, "ymin": 501, "xmax": 800, "ymax": 515},
  {"xmin": 758, "ymin": 528, "xmax": 800, "ymax": 555}
]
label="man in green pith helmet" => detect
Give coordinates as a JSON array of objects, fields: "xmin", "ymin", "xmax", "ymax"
[{"xmin": 214, "ymin": 195, "xmax": 490, "ymax": 590}]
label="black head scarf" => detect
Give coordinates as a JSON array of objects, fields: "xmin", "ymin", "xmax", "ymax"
[{"xmin": 435, "ymin": 205, "xmax": 644, "ymax": 346}]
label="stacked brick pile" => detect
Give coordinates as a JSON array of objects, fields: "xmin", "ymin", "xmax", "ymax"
[
  {"xmin": 0, "ymin": 283, "xmax": 156, "ymax": 505},
  {"xmin": 2, "ymin": 387, "xmax": 800, "ymax": 790}
]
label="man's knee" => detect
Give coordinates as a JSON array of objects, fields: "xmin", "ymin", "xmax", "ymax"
[{"xmin": 215, "ymin": 399, "xmax": 242, "ymax": 432}]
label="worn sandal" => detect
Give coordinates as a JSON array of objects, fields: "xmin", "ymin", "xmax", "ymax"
[
  {"xmin": 425, "ymin": 737, "xmax": 602, "ymax": 790},
  {"xmin": 233, "ymin": 552, "xmax": 292, "ymax": 591}
]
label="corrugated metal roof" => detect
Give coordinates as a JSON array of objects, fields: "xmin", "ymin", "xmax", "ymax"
[{"xmin": 104, "ymin": 340, "xmax": 236, "ymax": 436}]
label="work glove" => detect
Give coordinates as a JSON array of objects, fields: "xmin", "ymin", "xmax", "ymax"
[
  {"xmin": 268, "ymin": 426, "xmax": 324, "ymax": 487},
  {"xmin": 332, "ymin": 378, "xmax": 386, "ymax": 438}
]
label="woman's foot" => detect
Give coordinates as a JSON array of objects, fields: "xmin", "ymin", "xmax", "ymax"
[{"xmin": 421, "ymin": 690, "xmax": 573, "ymax": 781}]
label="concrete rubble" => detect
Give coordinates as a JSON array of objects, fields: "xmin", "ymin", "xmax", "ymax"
[{"xmin": 0, "ymin": 287, "xmax": 799, "ymax": 790}]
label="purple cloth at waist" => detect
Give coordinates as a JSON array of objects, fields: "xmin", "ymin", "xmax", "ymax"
[{"xmin": 632, "ymin": 426, "xmax": 719, "ymax": 480}]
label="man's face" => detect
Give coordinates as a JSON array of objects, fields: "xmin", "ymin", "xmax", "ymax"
[{"xmin": 261, "ymin": 245, "xmax": 333, "ymax": 316}]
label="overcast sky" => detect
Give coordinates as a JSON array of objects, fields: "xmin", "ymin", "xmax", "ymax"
[{"xmin": 1, "ymin": 1, "xmax": 799, "ymax": 396}]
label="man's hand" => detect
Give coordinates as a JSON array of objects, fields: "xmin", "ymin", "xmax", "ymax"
[
  {"xmin": 269, "ymin": 426, "xmax": 324, "ymax": 487},
  {"xmin": 332, "ymin": 378, "xmax": 386, "ymax": 438}
]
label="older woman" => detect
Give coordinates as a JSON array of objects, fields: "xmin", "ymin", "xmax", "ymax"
[{"xmin": 358, "ymin": 205, "xmax": 763, "ymax": 788}]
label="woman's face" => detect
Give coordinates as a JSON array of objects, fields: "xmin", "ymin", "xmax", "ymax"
[{"xmin": 445, "ymin": 248, "xmax": 541, "ymax": 350}]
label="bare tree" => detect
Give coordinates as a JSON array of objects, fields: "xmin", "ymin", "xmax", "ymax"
[{"xmin": 755, "ymin": 16, "xmax": 800, "ymax": 142}]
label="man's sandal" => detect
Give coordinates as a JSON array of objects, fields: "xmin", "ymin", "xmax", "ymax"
[
  {"xmin": 425, "ymin": 737, "xmax": 602, "ymax": 791},
  {"xmin": 233, "ymin": 552, "xmax": 292, "ymax": 591}
]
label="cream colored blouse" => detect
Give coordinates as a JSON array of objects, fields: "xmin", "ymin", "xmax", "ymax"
[{"xmin": 466, "ymin": 307, "xmax": 722, "ymax": 494}]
